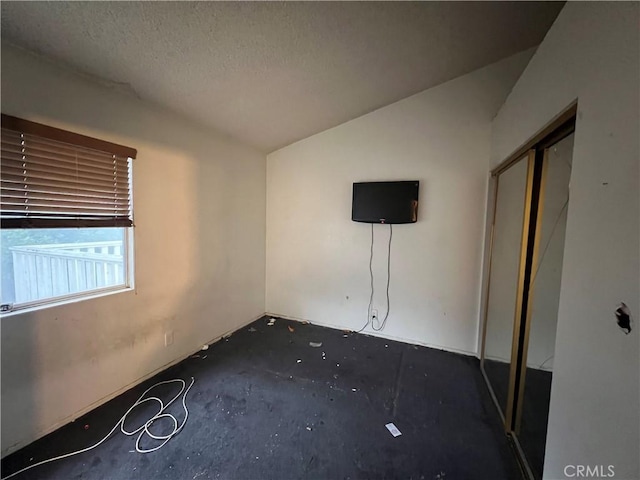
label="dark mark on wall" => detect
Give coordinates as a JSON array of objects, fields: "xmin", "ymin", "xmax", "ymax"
[{"xmin": 615, "ymin": 302, "xmax": 632, "ymax": 334}]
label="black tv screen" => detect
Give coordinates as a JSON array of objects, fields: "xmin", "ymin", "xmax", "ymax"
[{"xmin": 352, "ymin": 181, "xmax": 419, "ymax": 224}]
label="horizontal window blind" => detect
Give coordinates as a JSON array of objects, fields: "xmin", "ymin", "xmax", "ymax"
[{"xmin": 1, "ymin": 114, "xmax": 136, "ymax": 229}]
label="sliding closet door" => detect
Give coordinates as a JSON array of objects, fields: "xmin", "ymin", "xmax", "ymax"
[
  {"xmin": 480, "ymin": 107, "xmax": 576, "ymax": 480},
  {"xmin": 516, "ymin": 133, "xmax": 574, "ymax": 479},
  {"xmin": 481, "ymin": 151, "xmax": 534, "ymax": 423}
]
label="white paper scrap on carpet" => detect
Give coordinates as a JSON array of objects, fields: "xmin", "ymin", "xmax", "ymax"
[{"xmin": 385, "ymin": 423, "xmax": 402, "ymax": 437}]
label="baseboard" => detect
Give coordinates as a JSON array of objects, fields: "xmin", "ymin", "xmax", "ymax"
[
  {"xmin": 1, "ymin": 312, "xmax": 266, "ymax": 458},
  {"xmin": 266, "ymin": 312, "xmax": 477, "ymax": 358}
]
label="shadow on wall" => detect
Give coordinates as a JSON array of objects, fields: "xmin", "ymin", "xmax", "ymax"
[
  {"xmin": 0, "ymin": 44, "xmax": 266, "ymax": 456},
  {"xmin": 1, "ymin": 320, "xmax": 37, "ymax": 457}
]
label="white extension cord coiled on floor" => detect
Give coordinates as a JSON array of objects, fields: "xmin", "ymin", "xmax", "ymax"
[{"xmin": 2, "ymin": 377, "xmax": 195, "ymax": 480}]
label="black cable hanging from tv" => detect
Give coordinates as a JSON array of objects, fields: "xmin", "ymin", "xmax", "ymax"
[
  {"xmin": 355, "ymin": 224, "xmax": 375, "ymax": 333},
  {"xmin": 355, "ymin": 223, "xmax": 392, "ymax": 333},
  {"xmin": 372, "ymin": 223, "xmax": 392, "ymax": 331}
]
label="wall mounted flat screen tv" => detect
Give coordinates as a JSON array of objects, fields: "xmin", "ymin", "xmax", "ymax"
[{"xmin": 352, "ymin": 181, "xmax": 419, "ymax": 224}]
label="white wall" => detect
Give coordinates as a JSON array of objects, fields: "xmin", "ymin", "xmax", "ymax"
[
  {"xmin": 266, "ymin": 50, "xmax": 532, "ymax": 354},
  {"xmin": 0, "ymin": 44, "xmax": 266, "ymax": 455},
  {"xmin": 491, "ymin": 3, "xmax": 639, "ymax": 479}
]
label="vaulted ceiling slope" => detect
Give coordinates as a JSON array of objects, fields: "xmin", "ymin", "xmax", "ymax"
[{"xmin": 1, "ymin": 2, "xmax": 563, "ymax": 153}]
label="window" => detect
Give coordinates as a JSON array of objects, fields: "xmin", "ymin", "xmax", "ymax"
[{"xmin": 1, "ymin": 114, "xmax": 136, "ymax": 312}]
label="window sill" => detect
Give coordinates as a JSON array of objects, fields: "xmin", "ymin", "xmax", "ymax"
[{"xmin": 1, "ymin": 286, "xmax": 134, "ymax": 318}]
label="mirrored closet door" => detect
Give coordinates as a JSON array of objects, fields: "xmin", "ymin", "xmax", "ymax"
[
  {"xmin": 515, "ymin": 132, "xmax": 573, "ymax": 479},
  {"xmin": 482, "ymin": 151, "xmax": 534, "ymax": 421},
  {"xmin": 480, "ymin": 111, "xmax": 575, "ymax": 480}
]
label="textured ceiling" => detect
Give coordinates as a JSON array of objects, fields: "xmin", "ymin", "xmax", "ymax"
[{"xmin": 1, "ymin": 2, "xmax": 563, "ymax": 152}]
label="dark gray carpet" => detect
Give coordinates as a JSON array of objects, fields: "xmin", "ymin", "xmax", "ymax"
[{"xmin": 2, "ymin": 317, "xmax": 521, "ymax": 480}]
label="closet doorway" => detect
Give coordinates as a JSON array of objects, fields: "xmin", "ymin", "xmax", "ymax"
[{"xmin": 480, "ymin": 106, "xmax": 576, "ymax": 480}]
